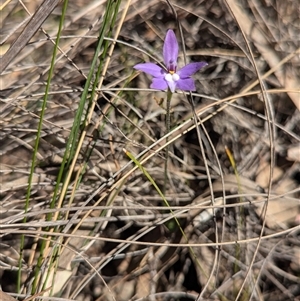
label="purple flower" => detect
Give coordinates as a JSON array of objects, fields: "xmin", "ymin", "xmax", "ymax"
[{"xmin": 134, "ymin": 29, "xmax": 208, "ymax": 93}]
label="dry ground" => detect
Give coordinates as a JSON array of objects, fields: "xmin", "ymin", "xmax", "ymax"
[{"xmin": 0, "ymin": 0, "xmax": 300, "ymax": 300}]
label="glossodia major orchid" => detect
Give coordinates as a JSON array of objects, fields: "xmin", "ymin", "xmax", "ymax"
[{"xmin": 134, "ymin": 29, "xmax": 207, "ymax": 93}]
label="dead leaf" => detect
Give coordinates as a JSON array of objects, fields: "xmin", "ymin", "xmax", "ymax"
[
  {"xmin": 0, "ymin": 291, "xmax": 18, "ymax": 301},
  {"xmin": 287, "ymin": 145, "xmax": 300, "ymax": 162}
]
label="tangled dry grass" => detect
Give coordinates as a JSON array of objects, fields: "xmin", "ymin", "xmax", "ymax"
[{"xmin": 0, "ymin": 0, "xmax": 299, "ymax": 300}]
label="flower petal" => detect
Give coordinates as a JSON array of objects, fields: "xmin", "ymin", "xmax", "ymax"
[
  {"xmin": 176, "ymin": 78, "xmax": 196, "ymax": 91},
  {"xmin": 164, "ymin": 73, "xmax": 179, "ymax": 93},
  {"xmin": 134, "ymin": 63, "xmax": 165, "ymax": 77},
  {"xmin": 166, "ymin": 80, "xmax": 177, "ymax": 93},
  {"xmin": 163, "ymin": 30, "xmax": 178, "ymax": 72},
  {"xmin": 178, "ymin": 62, "xmax": 208, "ymax": 78},
  {"xmin": 150, "ymin": 78, "xmax": 168, "ymax": 90}
]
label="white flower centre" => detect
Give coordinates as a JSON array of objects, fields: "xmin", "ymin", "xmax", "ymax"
[{"xmin": 165, "ymin": 73, "xmax": 180, "ymax": 82}]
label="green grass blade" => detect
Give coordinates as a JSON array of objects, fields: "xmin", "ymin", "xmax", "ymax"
[{"xmin": 29, "ymin": 0, "xmax": 69, "ymax": 292}]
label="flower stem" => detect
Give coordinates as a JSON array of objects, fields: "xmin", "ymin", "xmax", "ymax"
[{"xmin": 163, "ymin": 90, "xmax": 173, "ymax": 195}]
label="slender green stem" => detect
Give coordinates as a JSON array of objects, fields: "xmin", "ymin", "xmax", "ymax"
[
  {"xmin": 30, "ymin": 0, "xmax": 69, "ymax": 293},
  {"xmin": 163, "ymin": 90, "xmax": 173, "ymax": 195}
]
